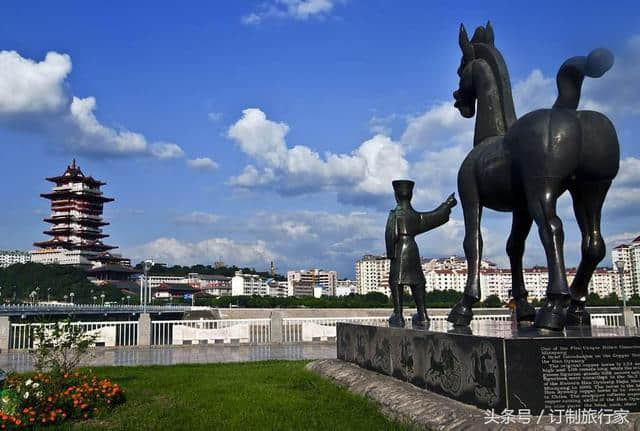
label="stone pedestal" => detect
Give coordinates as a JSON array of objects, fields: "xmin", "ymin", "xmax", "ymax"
[
  {"xmin": 0, "ymin": 316, "xmax": 9, "ymax": 353},
  {"xmin": 138, "ymin": 313, "xmax": 151, "ymax": 346},
  {"xmin": 270, "ymin": 311, "xmax": 284, "ymax": 344},
  {"xmin": 622, "ymin": 306, "xmax": 635, "ymax": 328},
  {"xmin": 337, "ymin": 321, "xmax": 640, "ymax": 414}
]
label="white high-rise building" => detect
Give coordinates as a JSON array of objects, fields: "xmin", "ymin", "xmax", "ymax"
[
  {"xmin": 355, "ymin": 255, "xmax": 390, "ymax": 296},
  {"xmin": 0, "ymin": 250, "xmax": 31, "ymax": 268},
  {"xmin": 287, "ymin": 269, "xmax": 338, "ymax": 296},
  {"xmin": 612, "ymin": 236, "xmax": 640, "ymax": 297},
  {"xmin": 336, "ymin": 280, "xmax": 357, "ymax": 296},
  {"xmin": 231, "ymin": 272, "xmax": 268, "ymax": 296},
  {"xmin": 356, "ymin": 254, "xmax": 620, "ymax": 301},
  {"xmin": 267, "ymin": 280, "xmax": 288, "ymax": 298}
]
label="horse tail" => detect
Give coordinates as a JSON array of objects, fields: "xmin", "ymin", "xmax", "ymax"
[{"xmin": 553, "ymin": 48, "xmax": 614, "ymax": 110}]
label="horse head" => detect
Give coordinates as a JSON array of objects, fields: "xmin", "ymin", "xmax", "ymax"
[{"xmin": 453, "ymin": 22, "xmax": 495, "ymax": 119}]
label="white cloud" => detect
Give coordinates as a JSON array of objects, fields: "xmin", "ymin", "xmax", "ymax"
[
  {"xmin": 511, "ymin": 69, "xmax": 555, "ymax": 116},
  {"xmin": 187, "ymin": 157, "xmax": 219, "ymax": 171},
  {"xmin": 131, "ymin": 237, "xmax": 277, "ymax": 268},
  {"xmin": 401, "ymin": 102, "xmax": 471, "ymax": 150},
  {"xmin": 228, "ymin": 108, "xmax": 288, "ymax": 166},
  {"xmin": 368, "ymin": 113, "xmax": 396, "ymax": 136},
  {"xmin": 227, "ymin": 108, "xmax": 409, "ymax": 205},
  {"xmin": 150, "ymin": 142, "xmax": 185, "ymax": 159},
  {"xmin": 173, "ymin": 211, "xmax": 219, "ymax": 225},
  {"xmin": 0, "ymin": 49, "xmax": 182, "ymax": 159},
  {"xmin": 0, "ymin": 51, "xmax": 71, "ymax": 114},
  {"xmin": 615, "ymin": 157, "xmax": 640, "ymax": 186},
  {"xmin": 207, "ymin": 112, "xmax": 223, "ymax": 122},
  {"xmin": 242, "ymin": 0, "xmax": 343, "ymax": 25}
]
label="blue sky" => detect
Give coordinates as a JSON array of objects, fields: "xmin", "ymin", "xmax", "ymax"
[{"xmin": 0, "ymin": 0, "xmax": 639, "ymax": 278}]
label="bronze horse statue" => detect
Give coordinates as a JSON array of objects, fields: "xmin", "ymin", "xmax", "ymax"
[{"xmin": 446, "ymin": 22, "xmax": 619, "ymax": 331}]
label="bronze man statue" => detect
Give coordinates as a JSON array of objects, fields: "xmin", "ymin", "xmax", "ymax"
[{"xmin": 386, "ymin": 180, "xmax": 457, "ymax": 328}]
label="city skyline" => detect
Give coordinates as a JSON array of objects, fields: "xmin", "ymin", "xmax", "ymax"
[{"xmin": 0, "ymin": 1, "xmax": 639, "ymax": 278}]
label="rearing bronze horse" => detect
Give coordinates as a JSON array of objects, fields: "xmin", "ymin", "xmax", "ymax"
[{"xmin": 446, "ymin": 22, "xmax": 619, "ymax": 331}]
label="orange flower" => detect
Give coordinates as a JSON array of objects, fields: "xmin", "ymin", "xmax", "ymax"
[{"xmin": 22, "ymin": 408, "xmax": 28, "ymax": 414}]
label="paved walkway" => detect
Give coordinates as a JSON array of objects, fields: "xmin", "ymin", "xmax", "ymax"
[{"xmin": 0, "ymin": 344, "xmax": 337, "ymax": 372}]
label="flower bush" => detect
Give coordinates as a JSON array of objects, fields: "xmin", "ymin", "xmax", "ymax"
[
  {"xmin": 0, "ymin": 371, "xmax": 125, "ymax": 429},
  {"xmin": 30, "ymin": 319, "xmax": 97, "ymax": 377}
]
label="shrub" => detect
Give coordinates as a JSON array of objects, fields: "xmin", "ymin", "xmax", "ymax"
[{"xmin": 30, "ymin": 319, "xmax": 97, "ymax": 379}]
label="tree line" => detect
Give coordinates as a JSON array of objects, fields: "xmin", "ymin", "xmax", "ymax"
[{"xmin": 1, "ymin": 263, "xmax": 637, "ymax": 308}]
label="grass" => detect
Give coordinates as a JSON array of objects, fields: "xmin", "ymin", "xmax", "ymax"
[{"xmin": 46, "ymin": 361, "xmax": 413, "ymax": 431}]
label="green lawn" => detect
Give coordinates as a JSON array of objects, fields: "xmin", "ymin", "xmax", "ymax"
[{"xmin": 48, "ymin": 361, "xmax": 412, "ymax": 431}]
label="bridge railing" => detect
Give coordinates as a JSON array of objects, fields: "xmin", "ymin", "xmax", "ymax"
[{"xmin": 0, "ymin": 304, "xmax": 197, "ymax": 314}]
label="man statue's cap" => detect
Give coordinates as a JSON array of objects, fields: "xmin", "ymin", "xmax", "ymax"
[{"xmin": 392, "ymin": 180, "xmax": 415, "ymax": 194}]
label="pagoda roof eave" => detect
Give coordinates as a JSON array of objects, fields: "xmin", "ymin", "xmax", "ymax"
[
  {"xmin": 40, "ymin": 192, "xmax": 114, "ymax": 202},
  {"xmin": 43, "ymin": 217, "xmax": 109, "ymax": 226},
  {"xmin": 43, "ymin": 230, "xmax": 109, "ymax": 239},
  {"xmin": 45, "ymin": 175, "xmax": 106, "ymax": 186}
]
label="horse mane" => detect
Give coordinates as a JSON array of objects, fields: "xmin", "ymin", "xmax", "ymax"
[{"xmin": 470, "ymin": 25, "xmax": 517, "ymax": 130}]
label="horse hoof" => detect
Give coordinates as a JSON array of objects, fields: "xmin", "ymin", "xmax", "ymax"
[
  {"xmin": 447, "ymin": 301, "xmax": 473, "ymax": 326},
  {"xmin": 534, "ymin": 298, "xmax": 567, "ymax": 331},
  {"xmin": 566, "ymin": 301, "xmax": 591, "ymax": 327},
  {"xmin": 388, "ymin": 313, "xmax": 405, "ymax": 328},
  {"xmin": 411, "ymin": 313, "xmax": 430, "ymax": 329},
  {"xmin": 515, "ymin": 300, "xmax": 536, "ymax": 322}
]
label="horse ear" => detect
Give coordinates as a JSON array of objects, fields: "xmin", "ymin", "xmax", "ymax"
[
  {"xmin": 471, "ymin": 26, "xmax": 486, "ymax": 44},
  {"xmin": 459, "ymin": 24, "xmax": 474, "ymax": 61},
  {"xmin": 485, "ymin": 21, "xmax": 495, "ymax": 45}
]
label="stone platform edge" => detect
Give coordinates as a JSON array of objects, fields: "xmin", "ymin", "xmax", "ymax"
[{"xmin": 306, "ymin": 359, "xmax": 637, "ymax": 431}]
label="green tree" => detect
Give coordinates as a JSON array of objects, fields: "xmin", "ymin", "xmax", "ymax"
[{"xmin": 482, "ymin": 294, "xmax": 502, "ymax": 308}]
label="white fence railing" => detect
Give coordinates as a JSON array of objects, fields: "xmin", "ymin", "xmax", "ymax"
[
  {"xmin": 10, "ymin": 321, "xmax": 138, "ymax": 350},
  {"xmin": 151, "ymin": 319, "xmax": 271, "ymax": 346},
  {"xmin": 5, "ymin": 312, "xmax": 636, "ymax": 351},
  {"xmin": 590, "ymin": 313, "xmax": 621, "ymax": 327},
  {"xmin": 284, "ymin": 316, "xmax": 409, "ymax": 343}
]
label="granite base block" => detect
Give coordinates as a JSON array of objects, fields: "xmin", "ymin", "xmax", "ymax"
[{"xmin": 337, "ymin": 322, "xmax": 640, "ymax": 415}]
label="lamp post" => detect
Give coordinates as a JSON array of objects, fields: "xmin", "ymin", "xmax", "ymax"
[
  {"xmin": 142, "ymin": 260, "xmax": 154, "ymax": 313},
  {"xmin": 615, "ymin": 260, "xmax": 634, "ymax": 328},
  {"xmin": 100, "ymin": 293, "xmax": 105, "ymax": 306},
  {"xmin": 615, "ymin": 260, "xmax": 627, "ymax": 307},
  {"xmin": 47, "ymin": 288, "xmax": 51, "ymax": 303},
  {"xmin": 70, "ymin": 292, "xmax": 75, "ymax": 304}
]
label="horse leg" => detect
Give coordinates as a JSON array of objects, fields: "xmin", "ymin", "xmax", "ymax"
[
  {"xmin": 525, "ymin": 179, "xmax": 571, "ymax": 331},
  {"xmin": 410, "ymin": 283, "xmax": 429, "ymax": 328},
  {"xmin": 566, "ymin": 180, "xmax": 611, "ymax": 326},
  {"xmin": 506, "ymin": 209, "xmax": 536, "ymax": 322},
  {"xmin": 388, "ymin": 282, "xmax": 405, "ymax": 327},
  {"xmin": 448, "ymin": 174, "xmax": 482, "ymax": 326}
]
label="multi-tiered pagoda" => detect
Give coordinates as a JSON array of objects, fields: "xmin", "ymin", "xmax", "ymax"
[{"xmin": 32, "ymin": 160, "xmax": 132, "ymax": 272}]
